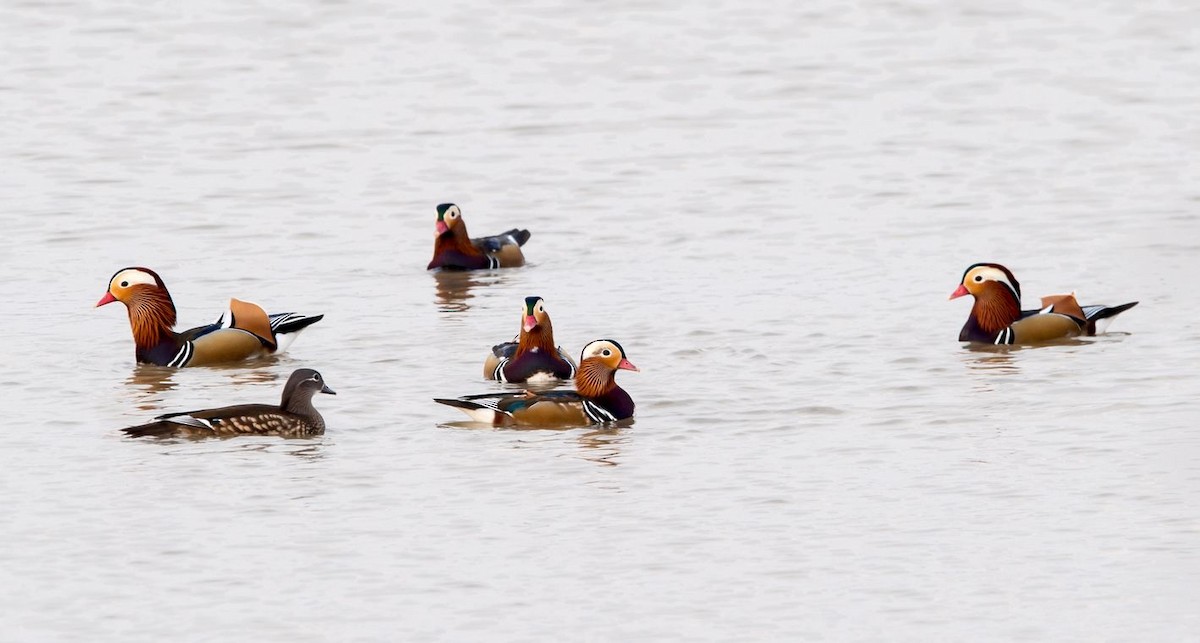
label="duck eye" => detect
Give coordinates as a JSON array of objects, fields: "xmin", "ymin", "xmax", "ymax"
[
  {"xmin": 602, "ymin": 349, "xmax": 612, "ymax": 357},
  {"xmin": 120, "ymin": 281, "xmax": 129, "ymax": 288},
  {"xmin": 974, "ymin": 275, "xmax": 983, "ymax": 282}
]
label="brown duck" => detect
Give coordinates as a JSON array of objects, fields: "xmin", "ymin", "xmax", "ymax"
[
  {"xmin": 437, "ymin": 339, "xmax": 638, "ymax": 427},
  {"xmin": 427, "ymin": 203, "xmax": 530, "ymax": 270},
  {"xmin": 951, "ymin": 263, "xmax": 1138, "ymax": 344},
  {"xmin": 122, "ymin": 368, "xmax": 335, "ymax": 439},
  {"xmin": 97, "ymin": 267, "xmax": 323, "ymax": 367},
  {"xmin": 484, "ymin": 296, "xmax": 577, "ymax": 383}
]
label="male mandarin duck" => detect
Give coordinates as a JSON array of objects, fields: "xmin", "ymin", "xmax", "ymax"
[
  {"xmin": 437, "ymin": 339, "xmax": 638, "ymax": 427},
  {"xmin": 97, "ymin": 267, "xmax": 323, "ymax": 367},
  {"xmin": 427, "ymin": 203, "xmax": 531, "ymax": 270},
  {"xmin": 484, "ymin": 296, "xmax": 577, "ymax": 383},
  {"xmin": 122, "ymin": 368, "xmax": 335, "ymax": 439},
  {"xmin": 951, "ymin": 263, "xmax": 1138, "ymax": 345}
]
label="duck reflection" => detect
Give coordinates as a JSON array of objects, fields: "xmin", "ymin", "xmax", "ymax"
[
  {"xmin": 435, "ymin": 421, "xmax": 630, "ymax": 467},
  {"xmin": 124, "ymin": 364, "xmax": 181, "ymax": 411},
  {"xmin": 960, "ymin": 336, "xmax": 1093, "ymax": 375},
  {"xmin": 432, "ymin": 270, "xmax": 507, "ymax": 313},
  {"xmin": 123, "ymin": 362, "xmax": 283, "ymax": 411},
  {"xmin": 960, "ymin": 344, "xmax": 1021, "ymax": 379},
  {"xmin": 575, "ymin": 426, "xmax": 629, "ymax": 467}
]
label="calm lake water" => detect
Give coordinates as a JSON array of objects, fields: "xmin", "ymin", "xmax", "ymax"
[{"xmin": 2, "ymin": 0, "xmax": 1198, "ymax": 640}]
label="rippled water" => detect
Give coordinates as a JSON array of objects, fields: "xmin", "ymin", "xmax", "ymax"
[{"xmin": 2, "ymin": 0, "xmax": 1198, "ymax": 640}]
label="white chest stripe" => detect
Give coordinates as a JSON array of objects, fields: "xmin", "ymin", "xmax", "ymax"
[
  {"xmin": 168, "ymin": 342, "xmax": 194, "ymax": 367},
  {"xmin": 493, "ymin": 358, "xmax": 509, "ymax": 382},
  {"xmin": 582, "ymin": 400, "xmax": 616, "ymax": 423}
]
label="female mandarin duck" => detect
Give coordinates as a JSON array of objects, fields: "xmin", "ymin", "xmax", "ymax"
[
  {"xmin": 427, "ymin": 203, "xmax": 531, "ymax": 270},
  {"xmin": 484, "ymin": 296, "xmax": 577, "ymax": 383},
  {"xmin": 437, "ymin": 339, "xmax": 638, "ymax": 427},
  {"xmin": 97, "ymin": 267, "xmax": 323, "ymax": 367},
  {"xmin": 951, "ymin": 262, "xmax": 1138, "ymax": 344},
  {"xmin": 122, "ymin": 368, "xmax": 335, "ymax": 438}
]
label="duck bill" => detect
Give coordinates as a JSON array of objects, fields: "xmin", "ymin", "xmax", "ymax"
[
  {"xmin": 522, "ymin": 315, "xmax": 538, "ymax": 333},
  {"xmin": 436, "ymin": 221, "xmax": 449, "ymax": 235},
  {"xmin": 95, "ymin": 291, "xmax": 118, "ymax": 307},
  {"xmin": 321, "ymin": 384, "xmax": 337, "ymax": 395},
  {"xmin": 948, "ymin": 284, "xmax": 969, "ymax": 300},
  {"xmin": 617, "ymin": 358, "xmax": 640, "ymax": 372}
]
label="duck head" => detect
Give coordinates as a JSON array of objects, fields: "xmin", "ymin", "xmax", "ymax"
[
  {"xmin": 521, "ymin": 296, "xmax": 549, "ymax": 333},
  {"xmin": 97, "ymin": 267, "xmax": 172, "ymax": 308},
  {"xmin": 950, "ymin": 263, "xmax": 1021, "ymax": 302},
  {"xmin": 951, "ymin": 262, "xmax": 1023, "ymax": 337},
  {"xmin": 282, "ymin": 368, "xmax": 336, "ymax": 412},
  {"xmin": 97, "ymin": 267, "xmax": 179, "ymax": 349},
  {"xmin": 575, "ymin": 339, "xmax": 638, "ymax": 397},
  {"xmin": 435, "ymin": 203, "xmax": 465, "ymax": 237}
]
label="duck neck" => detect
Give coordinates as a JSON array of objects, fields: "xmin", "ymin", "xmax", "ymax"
[
  {"xmin": 966, "ymin": 284, "xmax": 1021, "ymax": 336},
  {"xmin": 515, "ymin": 319, "xmax": 557, "ymax": 357},
  {"xmin": 283, "ymin": 390, "xmax": 324, "ymax": 426},
  {"xmin": 434, "ymin": 222, "xmax": 482, "ymax": 258},
  {"xmin": 128, "ymin": 288, "xmax": 179, "ymax": 354},
  {"xmin": 574, "ymin": 359, "xmax": 634, "ymax": 420},
  {"xmin": 575, "ymin": 359, "xmax": 618, "ymax": 399}
]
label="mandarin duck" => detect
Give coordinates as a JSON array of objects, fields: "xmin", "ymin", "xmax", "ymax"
[
  {"xmin": 97, "ymin": 267, "xmax": 323, "ymax": 367},
  {"xmin": 437, "ymin": 339, "xmax": 638, "ymax": 427},
  {"xmin": 951, "ymin": 263, "xmax": 1138, "ymax": 345},
  {"xmin": 484, "ymin": 296, "xmax": 577, "ymax": 383},
  {"xmin": 122, "ymin": 368, "xmax": 335, "ymax": 439},
  {"xmin": 427, "ymin": 203, "xmax": 531, "ymax": 270}
]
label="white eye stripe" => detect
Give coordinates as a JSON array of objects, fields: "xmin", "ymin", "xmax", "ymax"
[{"xmin": 111, "ymin": 269, "xmax": 157, "ymax": 289}]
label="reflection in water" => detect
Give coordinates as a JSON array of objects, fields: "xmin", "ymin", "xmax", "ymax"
[
  {"xmin": 961, "ymin": 345, "xmax": 1021, "ymax": 385},
  {"xmin": 155, "ymin": 437, "xmax": 329, "ymax": 461},
  {"xmin": 229, "ymin": 439, "xmax": 329, "ymax": 461},
  {"xmin": 437, "ymin": 421, "xmax": 630, "ymax": 467},
  {"xmin": 124, "ymin": 365, "xmax": 181, "ymax": 411},
  {"xmin": 123, "ymin": 362, "xmax": 285, "ymax": 411},
  {"xmin": 575, "ymin": 426, "xmax": 629, "ymax": 467},
  {"xmin": 432, "ymin": 270, "xmax": 507, "ymax": 313},
  {"xmin": 218, "ymin": 364, "xmax": 284, "ymax": 388},
  {"xmin": 961, "ymin": 335, "xmax": 1095, "ymax": 374}
]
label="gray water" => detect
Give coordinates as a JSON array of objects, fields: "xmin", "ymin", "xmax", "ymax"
[{"xmin": 1, "ymin": 0, "xmax": 1198, "ymax": 640}]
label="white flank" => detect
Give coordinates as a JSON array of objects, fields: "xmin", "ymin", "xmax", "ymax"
[
  {"xmin": 457, "ymin": 407, "xmax": 505, "ymax": 424},
  {"xmin": 273, "ymin": 329, "xmax": 305, "ymax": 354}
]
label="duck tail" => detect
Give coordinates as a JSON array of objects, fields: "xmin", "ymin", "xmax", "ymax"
[
  {"xmin": 121, "ymin": 422, "xmax": 177, "ymax": 439},
  {"xmin": 504, "ymin": 229, "xmax": 531, "ymax": 246},
  {"xmin": 1084, "ymin": 301, "xmax": 1138, "ymax": 334},
  {"xmin": 434, "ymin": 397, "xmax": 511, "ymax": 425}
]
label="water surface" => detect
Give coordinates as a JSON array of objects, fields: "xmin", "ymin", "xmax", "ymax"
[{"xmin": 1, "ymin": 0, "xmax": 1198, "ymax": 640}]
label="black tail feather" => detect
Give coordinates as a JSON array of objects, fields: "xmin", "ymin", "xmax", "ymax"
[
  {"xmin": 434, "ymin": 398, "xmax": 488, "ymax": 410},
  {"xmin": 1088, "ymin": 301, "xmax": 1138, "ymax": 321},
  {"xmin": 274, "ymin": 314, "xmax": 324, "ymax": 334},
  {"xmin": 505, "ymin": 229, "xmax": 531, "ymax": 246},
  {"xmin": 122, "ymin": 422, "xmax": 179, "ymax": 439}
]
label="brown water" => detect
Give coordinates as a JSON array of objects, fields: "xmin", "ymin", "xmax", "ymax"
[{"xmin": 2, "ymin": 0, "xmax": 1198, "ymax": 640}]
